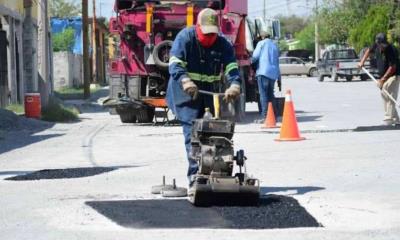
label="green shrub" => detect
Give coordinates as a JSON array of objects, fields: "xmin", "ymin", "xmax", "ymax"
[
  {"xmin": 41, "ymin": 97, "xmax": 79, "ymax": 122},
  {"xmin": 53, "ymin": 27, "xmax": 75, "ymax": 52},
  {"xmin": 5, "ymin": 104, "xmax": 24, "ymax": 115},
  {"xmin": 295, "ymin": 22, "xmax": 315, "ymax": 54},
  {"xmin": 349, "ymin": 5, "xmax": 391, "ymax": 52}
]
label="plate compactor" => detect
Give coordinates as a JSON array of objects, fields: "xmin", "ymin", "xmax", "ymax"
[{"xmin": 188, "ymin": 91, "xmax": 260, "ymax": 206}]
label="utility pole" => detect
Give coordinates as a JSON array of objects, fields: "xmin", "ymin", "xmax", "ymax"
[
  {"xmin": 314, "ymin": 0, "xmax": 320, "ymax": 61},
  {"xmin": 92, "ymin": 0, "xmax": 97, "ymax": 84},
  {"xmin": 99, "ymin": 1, "xmax": 103, "ymax": 17},
  {"xmin": 263, "ymin": 0, "xmax": 266, "ymax": 20},
  {"xmin": 38, "ymin": 0, "xmax": 50, "ymax": 107},
  {"xmin": 83, "ymin": 0, "xmax": 90, "ymax": 98}
]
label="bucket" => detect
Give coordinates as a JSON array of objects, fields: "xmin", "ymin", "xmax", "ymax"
[
  {"xmin": 273, "ymin": 96, "xmax": 285, "ymax": 117},
  {"xmin": 24, "ymin": 93, "xmax": 41, "ymax": 119}
]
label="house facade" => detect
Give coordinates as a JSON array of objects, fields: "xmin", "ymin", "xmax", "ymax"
[{"xmin": 0, "ymin": 0, "xmax": 52, "ymax": 108}]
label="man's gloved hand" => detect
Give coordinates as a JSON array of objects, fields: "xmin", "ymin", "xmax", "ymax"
[
  {"xmin": 224, "ymin": 84, "xmax": 241, "ymax": 102},
  {"xmin": 181, "ymin": 78, "xmax": 198, "ymax": 99}
]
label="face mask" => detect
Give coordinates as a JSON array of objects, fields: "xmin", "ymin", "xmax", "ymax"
[{"xmin": 196, "ymin": 25, "xmax": 217, "ymax": 48}]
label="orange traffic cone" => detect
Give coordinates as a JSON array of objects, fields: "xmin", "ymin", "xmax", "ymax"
[
  {"xmin": 275, "ymin": 90, "xmax": 305, "ymax": 141},
  {"xmin": 262, "ymin": 102, "xmax": 279, "ymax": 128}
]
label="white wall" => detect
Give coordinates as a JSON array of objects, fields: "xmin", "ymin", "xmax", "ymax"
[{"xmin": 53, "ymin": 51, "xmax": 83, "ymax": 90}]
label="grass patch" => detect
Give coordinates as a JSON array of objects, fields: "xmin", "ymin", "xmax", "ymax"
[
  {"xmin": 5, "ymin": 104, "xmax": 24, "ymax": 115},
  {"xmin": 41, "ymin": 97, "xmax": 79, "ymax": 122},
  {"xmin": 55, "ymin": 85, "xmax": 101, "ymax": 100}
]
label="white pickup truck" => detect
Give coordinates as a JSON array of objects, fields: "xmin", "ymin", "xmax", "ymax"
[{"xmin": 317, "ymin": 48, "xmax": 370, "ymax": 82}]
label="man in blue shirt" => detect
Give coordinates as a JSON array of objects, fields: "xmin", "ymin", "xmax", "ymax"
[{"xmin": 251, "ymin": 31, "xmax": 281, "ymax": 119}]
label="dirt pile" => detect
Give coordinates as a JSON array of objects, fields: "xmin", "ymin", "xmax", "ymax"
[{"xmin": 0, "ymin": 109, "xmax": 51, "ymax": 131}]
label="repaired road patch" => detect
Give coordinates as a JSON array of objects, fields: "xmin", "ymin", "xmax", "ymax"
[
  {"xmin": 86, "ymin": 195, "xmax": 321, "ymax": 229},
  {"xmin": 5, "ymin": 167, "xmax": 117, "ymax": 181}
]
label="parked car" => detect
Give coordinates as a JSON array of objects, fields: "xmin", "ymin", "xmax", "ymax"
[
  {"xmin": 282, "ymin": 49, "xmax": 313, "ymax": 62},
  {"xmin": 317, "ymin": 48, "xmax": 369, "ymax": 82},
  {"xmin": 279, "ymin": 57, "xmax": 318, "ymax": 77}
]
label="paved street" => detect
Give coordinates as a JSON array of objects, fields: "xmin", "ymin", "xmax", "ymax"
[{"xmin": 1, "ymin": 76, "xmax": 400, "ymax": 239}]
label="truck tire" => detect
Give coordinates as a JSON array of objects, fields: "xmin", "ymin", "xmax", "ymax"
[
  {"xmin": 153, "ymin": 40, "xmax": 173, "ymax": 70},
  {"xmin": 318, "ymin": 74, "xmax": 325, "ymax": 82},
  {"xmin": 119, "ymin": 111, "xmax": 137, "ymax": 123},
  {"xmin": 116, "ymin": 106, "xmax": 137, "ymax": 123},
  {"xmin": 137, "ymin": 107, "xmax": 155, "ymax": 123},
  {"xmin": 360, "ymin": 75, "xmax": 369, "ymax": 81},
  {"xmin": 346, "ymin": 76, "xmax": 352, "ymax": 82}
]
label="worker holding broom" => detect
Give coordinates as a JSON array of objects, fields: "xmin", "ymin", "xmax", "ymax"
[
  {"xmin": 359, "ymin": 33, "xmax": 400, "ymax": 126},
  {"xmin": 166, "ymin": 8, "xmax": 241, "ymax": 184}
]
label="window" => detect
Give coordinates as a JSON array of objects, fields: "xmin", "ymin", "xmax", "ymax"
[
  {"xmin": 279, "ymin": 58, "xmax": 288, "ymax": 64},
  {"xmin": 290, "ymin": 58, "xmax": 301, "ymax": 64},
  {"xmin": 331, "ymin": 50, "xmax": 357, "ymax": 59}
]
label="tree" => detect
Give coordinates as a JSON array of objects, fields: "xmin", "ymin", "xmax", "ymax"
[
  {"xmin": 50, "ymin": 0, "xmax": 81, "ymax": 18},
  {"xmin": 279, "ymin": 40, "xmax": 289, "ymax": 52},
  {"xmin": 349, "ymin": 4, "xmax": 392, "ymax": 52},
  {"xmin": 52, "ymin": 28, "xmax": 75, "ymax": 52},
  {"xmin": 318, "ymin": 0, "xmax": 398, "ymax": 49},
  {"xmin": 318, "ymin": 8, "xmax": 359, "ymax": 45},
  {"xmin": 295, "ymin": 22, "xmax": 315, "ymax": 54},
  {"xmin": 277, "ymin": 15, "xmax": 310, "ymax": 39}
]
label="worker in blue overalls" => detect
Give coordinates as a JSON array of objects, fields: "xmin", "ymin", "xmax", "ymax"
[{"xmin": 166, "ymin": 8, "xmax": 241, "ymax": 185}]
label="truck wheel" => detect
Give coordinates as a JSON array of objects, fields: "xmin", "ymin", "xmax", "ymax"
[
  {"xmin": 318, "ymin": 74, "xmax": 325, "ymax": 82},
  {"xmin": 360, "ymin": 75, "xmax": 369, "ymax": 81},
  {"xmin": 346, "ymin": 76, "xmax": 352, "ymax": 82},
  {"xmin": 119, "ymin": 111, "xmax": 137, "ymax": 123},
  {"xmin": 153, "ymin": 40, "xmax": 173, "ymax": 70},
  {"xmin": 137, "ymin": 107, "xmax": 155, "ymax": 123}
]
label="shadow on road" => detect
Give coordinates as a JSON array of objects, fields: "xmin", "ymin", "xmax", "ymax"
[
  {"xmin": 237, "ymin": 111, "xmax": 261, "ymax": 124},
  {"xmin": 238, "ymin": 110, "xmax": 322, "ymax": 125},
  {"xmin": 0, "ymin": 132, "xmax": 62, "ymax": 155},
  {"xmin": 86, "ymin": 194, "xmax": 321, "ymax": 229},
  {"xmin": 297, "ymin": 115, "xmax": 323, "ymax": 122}
]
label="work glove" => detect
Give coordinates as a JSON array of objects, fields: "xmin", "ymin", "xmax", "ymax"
[
  {"xmin": 181, "ymin": 78, "xmax": 198, "ymax": 100},
  {"xmin": 224, "ymin": 84, "xmax": 241, "ymax": 102}
]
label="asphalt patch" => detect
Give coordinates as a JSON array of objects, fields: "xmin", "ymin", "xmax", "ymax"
[
  {"xmin": 5, "ymin": 167, "xmax": 117, "ymax": 181},
  {"xmin": 354, "ymin": 125, "xmax": 400, "ymax": 132},
  {"xmin": 86, "ymin": 195, "xmax": 321, "ymax": 229}
]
